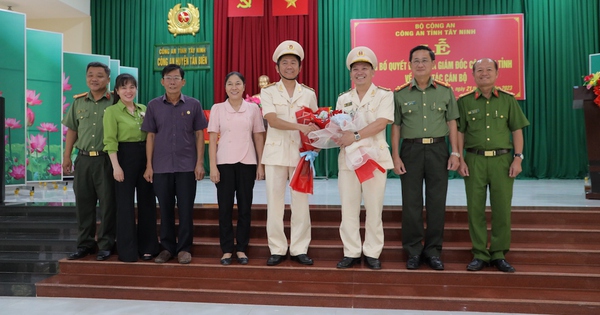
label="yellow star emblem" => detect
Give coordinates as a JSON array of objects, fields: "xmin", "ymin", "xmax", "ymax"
[{"xmin": 285, "ymin": 0, "xmax": 298, "ymax": 9}]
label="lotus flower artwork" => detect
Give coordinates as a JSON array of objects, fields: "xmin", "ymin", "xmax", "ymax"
[
  {"xmin": 8, "ymin": 164, "xmax": 26, "ymax": 180},
  {"xmin": 37, "ymin": 122, "xmax": 59, "ymax": 133},
  {"xmin": 62, "ymin": 73, "xmax": 72, "ymax": 92},
  {"xmin": 28, "ymin": 134, "xmax": 47, "ymax": 154},
  {"xmin": 26, "ymin": 107, "xmax": 35, "ymax": 126},
  {"xmin": 26, "ymin": 89, "xmax": 43, "ymax": 106},
  {"xmin": 48, "ymin": 163, "xmax": 62, "ymax": 176}
]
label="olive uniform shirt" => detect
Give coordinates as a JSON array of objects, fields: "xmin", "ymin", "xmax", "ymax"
[
  {"xmin": 103, "ymin": 100, "xmax": 147, "ymax": 154},
  {"xmin": 62, "ymin": 91, "xmax": 113, "ymax": 152},
  {"xmin": 393, "ymin": 77, "xmax": 459, "ymax": 137},
  {"xmin": 457, "ymin": 87, "xmax": 529, "ymax": 149}
]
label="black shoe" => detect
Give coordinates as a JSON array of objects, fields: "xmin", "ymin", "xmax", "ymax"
[
  {"xmin": 237, "ymin": 256, "xmax": 249, "ymax": 265},
  {"xmin": 364, "ymin": 256, "xmax": 381, "ymax": 270},
  {"xmin": 96, "ymin": 250, "xmax": 111, "ymax": 261},
  {"xmin": 406, "ymin": 255, "xmax": 421, "ymax": 270},
  {"xmin": 266, "ymin": 254, "xmax": 286, "ymax": 266},
  {"xmin": 491, "ymin": 259, "xmax": 515, "ymax": 273},
  {"xmin": 426, "ymin": 256, "xmax": 444, "ymax": 270},
  {"xmin": 220, "ymin": 257, "xmax": 232, "ymax": 265},
  {"xmin": 290, "ymin": 254, "xmax": 314, "ymax": 265},
  {"xmin": 141, "ymin": 254, "xmax": 154, "ymax": 261},
  {"xmin": 336, "ymin": 257, "xmax": 361, "ymax": 269},
  {"xmin": 467, "ymin": 258, "xmax": 489, "ymax": 271},
  {"xmin": 68, "ymin": 247, "xmax": 93, "ymax": 260}
]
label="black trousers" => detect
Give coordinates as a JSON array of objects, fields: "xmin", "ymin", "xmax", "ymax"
[
  {"xmin": 215, "ymin": 163, "xmax": 256, "ymax": 253},
  {"xmin": 115, "ymin": 142, "xmax": 160, "ymax": 262},
  {"xmin": 153, "ymin": 171, "xmax": 196, "ymax": 255},
  {"xmin": 400, "ymin": 141, "xmax": 449, "ymax": 258}
]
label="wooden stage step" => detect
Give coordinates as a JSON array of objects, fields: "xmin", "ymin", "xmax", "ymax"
[{"xmin": 36, "ymin": 205, "xmax": 600, "ymax": 314}]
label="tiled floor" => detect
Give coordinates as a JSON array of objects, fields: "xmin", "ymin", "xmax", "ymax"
[
  {"xmin": 5, "ymin": 178, "xmax": 600, "ymax": 208},
  {"xmin": 2, "ymin": 178, "xmax": 598, "ymax": 314}
]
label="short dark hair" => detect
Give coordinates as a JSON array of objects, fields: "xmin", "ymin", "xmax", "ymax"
[
  {"xmin": 87, "ymin": 62, "xmax": 110, "ymax": 76},
  {"xmin": 225, "ymin": 71, "xmax": 246, "ymax": 86},
  {"xmin": 162, "ymin": 64, "xmax": 184, "ymax": 79},
  {"xmin": 472, "ymin": 58, "xmax": 499, "ymax": 73},
  {"xmin": 409, "ymin": 45, "xmax": 435, "ymax": 61},
  {"xmin": 277, "ymin": 54, "xmax": 302, "ymax": 67},
  {"xmin": 112, "ymin": 73, "xmax": 137, "ymax": 104}
]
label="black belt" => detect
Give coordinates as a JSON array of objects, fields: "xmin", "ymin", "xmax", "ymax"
[
  {"xmin": 78, "ymin": 149, "xmax": 107, "ymax": 157},
  {"xmin": 466, "ymin": 148, "xmax": 511, "ymax": 157},
  {"xmin": 403, "ymin": 137, "xmax": 445, "ymax": 144}
]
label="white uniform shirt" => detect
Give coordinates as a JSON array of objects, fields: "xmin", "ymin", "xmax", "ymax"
[
  {"xmin": 261, "ymin": 80, "xmax": 318, "ymax": 167},
  {"xmin": 335, "ymin": 83, "xmax": 394, "ymax": 170}
]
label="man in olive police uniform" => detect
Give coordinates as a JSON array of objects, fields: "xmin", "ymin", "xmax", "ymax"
[
  {"xmin": 457, "ymin": 58, "xmax": 529, "ymax": 273},
  {"xmin": 335, "ymin": 47, "xmax": 394, "ymax": 270},
  {"xmin": 261, "ymin": 40, "xmax": 319, "ymax": 266},
  {"xmin": 391, "ymin": 45, "xmax": 460, "ymax": 271},
  {"xmin": 62, "ymin": 62, "xmax": 116, "ymax": 261}
]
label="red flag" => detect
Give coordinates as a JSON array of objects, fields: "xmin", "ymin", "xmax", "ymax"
[
  {"xmin": 228, "ymin": 0, "xmax": 264, "ymax": 17},
  {"xmin": 272, "ymin": 0, "xmax": 308, "ymax": 16}
]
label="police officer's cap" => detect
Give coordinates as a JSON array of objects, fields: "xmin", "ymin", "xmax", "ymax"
[
  {"xmin": 346, "ymin": 46, "xmax": 377, "ymax": 70},
  {"xmin": 272, "ymin": 40, "xmax": 304, "ymax": 63}
]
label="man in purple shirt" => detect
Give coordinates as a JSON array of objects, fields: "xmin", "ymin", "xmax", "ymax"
[{"xmin": 142, "ymin": 64, "xmax": 208, "ymax": 264}]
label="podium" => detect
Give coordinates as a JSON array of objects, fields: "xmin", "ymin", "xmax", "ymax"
[{"xmin": 574, "ymin": 86, "xmax": 600, "ymax": 199}]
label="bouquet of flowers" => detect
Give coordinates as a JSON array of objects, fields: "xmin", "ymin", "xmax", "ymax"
[
  {"xmin": 583, "ymin": 72, "xmax": 600, "ymax": 106},
  {"xmin": 288, "ymin": 107, "xmax": 330, "ymax": 194},
  {"xmin": 308, "ymin": 111, "xmax": 385, "ymax": 183}
]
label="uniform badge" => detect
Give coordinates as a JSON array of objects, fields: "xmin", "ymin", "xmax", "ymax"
[
  {"xmin": 467, "ymin": 109, "xmax": 480, "ymax": 114},
  {"xmin": 404, "ymin": 101, "xmax": 416, "ymax": 106},
  {"xmin": 167, "ymin": 3, "xmax": 200, "ymax": 37},
  {"xmin": 344, "ymin": 102, "xmax": 353, "ymax": 107}
]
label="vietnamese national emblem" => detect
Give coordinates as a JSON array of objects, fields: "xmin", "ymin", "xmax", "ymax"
[{"xmin": 167, "ymin": 3, "xmax": 200, "ymax": 37}]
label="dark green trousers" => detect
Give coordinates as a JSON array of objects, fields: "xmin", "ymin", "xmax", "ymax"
[
  {"xmin": 463, "ymin": 152, "xmax": 514, "ymax": 262},
  {"xmin": 400, "ymin": 141, "xmax": 449, "ymax": 258},
  {"xmin": 73, "ymin": 154, "xmax": 116, "ymax": 251}
]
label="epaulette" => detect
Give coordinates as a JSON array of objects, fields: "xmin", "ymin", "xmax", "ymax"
[
  {"xmin": 262, "ymin": 82, "xmax": 276, "ymax": 89},
  {"xmin": 73, "ymin": 92, "xmax": 88, "ymax": 99},
  {"xmin": 338, "ymin": 88, "xmax": 352, "ymax": 96},
  {"xmin": 458, "ymin": 90, "xmax": 477, "ymax": 99},
  {"xmin": 394, "ymin": 82, "xmax": 410, "ymax": 92},
  {"xmin": 377, "ymin": 86, "xmax": 391, "ymax": 91},
  {"xmin": 497, "ymin": 88, "xmax": 515, "ymax": 96},
  {"xmin": 434, "ymin": 79, "xmax": 451, "ymax": 88},
  {"xmin": 301, "ymin": 83, "xmax": 315, "ymax": 92}
]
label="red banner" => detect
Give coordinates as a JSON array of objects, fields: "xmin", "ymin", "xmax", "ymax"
[
  {"xmin": 272, "ymin": 0, "xmax": 308, "ymax": 16},
  {"xmin": 351, "ymin": 14, "xmax": 525, "ymax": 99},
  {"xmin": 228, "ymin": 0, "xmax": 264, "ymax": 17}
]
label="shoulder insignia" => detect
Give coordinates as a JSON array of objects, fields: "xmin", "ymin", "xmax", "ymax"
[
  {"xmin": 394, "ymin": 82, "xmax": 410, "ymax": 92},
  {"xmin": 377, "ymin": 86, "xmax": 391, "ymax": 91},
  {"xmin": 458, "ymin": 90, "xmax": 477, "ymax": 99},
  {"xmin": 262, "ymin": 82, "xmax": 276, "ymax": 89},
  {"xmin": 301, "ymin": 83, "xmax": 315, "ymax": 92},
  {"xmin": 434, "ymin": 79, "xmax": 451, "ymax": 88},
  {"xmin": 338, "ymin": 88, "xmax": 352, "ymax": 96},
  {"xmin": 73, "ymin": 92, "xmax": 88, "ymax": 99},
  {"xmin": 497, "ymin": 88, "xmax": 515, "ymax": 96}
]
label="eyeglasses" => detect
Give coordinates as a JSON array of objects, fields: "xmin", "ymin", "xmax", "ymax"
[
  {"xmin": 411, "ymin": 59, "xmax": 431, "ymax": 65},
  {"xmin": 163, "ymin": 76, "xmax": 182, "ymax": 81}
]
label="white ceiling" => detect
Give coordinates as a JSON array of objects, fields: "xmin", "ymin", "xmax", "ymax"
[{"xmin": 0, "ymin": 0, "xmax": 89, "ymax": 19}]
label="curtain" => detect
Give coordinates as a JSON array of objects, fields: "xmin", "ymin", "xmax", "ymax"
[
  {"xmin": 213, "ymin": 0, "xmax": 321, "ymax": 173},
  {"xmin": 317, "ymin": 0, "xmax": 600, "ymax": 179},
  {"xmin": 90, "ymin": 0, "xmax": 600, "ymax": 179}
]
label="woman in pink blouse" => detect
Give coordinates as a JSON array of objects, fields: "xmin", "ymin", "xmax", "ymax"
[{"xmin": 208, "ymin": 71, "xmax": 266, "ymax": 265}]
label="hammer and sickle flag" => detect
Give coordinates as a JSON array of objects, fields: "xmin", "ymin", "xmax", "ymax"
[
  {"xmin": 228, "ymin": 0, "xmax": 264, "ymax": 17},
  {"xmin": 167, "ymin": 3, "xmax": 200, "ymax": 37}
]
